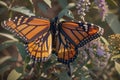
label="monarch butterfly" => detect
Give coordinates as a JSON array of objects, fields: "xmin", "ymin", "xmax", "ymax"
[{"xmin": 1, "ymin": 16, "xmax": 104, "ymax": 64}]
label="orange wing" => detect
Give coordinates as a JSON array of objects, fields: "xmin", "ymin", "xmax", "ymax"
[
  {"xmin": 25, "ymin": 32, "xmax": 52, "ymax": 62},
  {"xmin": 56, "ymin": 32, "xmax": 77, "ymax": 64},
  {"xmin": 56, "ymin": 21, "xmax": 104, "ymax": 64},
  {"xmin": 1, "ymin": 16, "xmax": 52, "ymax": 62},
  {"xmin": 1, "ymin": 16, "xmax": 50, "ymax": 42}
]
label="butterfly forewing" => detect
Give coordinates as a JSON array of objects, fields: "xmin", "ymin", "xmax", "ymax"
[
  {"xmin": 1, "ymin": 16, "xmax": 52, "ymax": 62},
  {"xmin": 56, "ymin": 21, "xmax": 103, "ymax": 64},
  {"xmin": 1, "ymin": 16, "xmax": 50, "ymax": 42},
  {"xmin": 59, "ymin": 21, "xmax": 103, "ymax": 47}
]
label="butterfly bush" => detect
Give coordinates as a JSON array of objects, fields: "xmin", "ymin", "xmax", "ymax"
[
  {"xmin": 76, "ymin": 0, "xmax": 108, "ymax": 21},
  {"xmin": 78, "ymin": 38, "xmax": 110, "ymax": 69},
  {"xmin": 76, "ymin": 0, "xmax": 91, "ymax": 19},
  {"xmin": 79, "ymin": 38, "xmax": 108, "ymax": 56},
  {"xmin": 94, "ymin": 0, "xmax": 108, "ymax": 21}
]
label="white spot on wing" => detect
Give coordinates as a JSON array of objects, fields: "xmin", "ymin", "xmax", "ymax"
[{"xmin": 8, "ymin": 18, "xmax": 11, "ymax": 21}]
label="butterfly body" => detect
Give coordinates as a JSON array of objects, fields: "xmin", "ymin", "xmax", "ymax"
[{"xmin": 1, "ymin": 16, "xmax": 104, "ymax": 64}]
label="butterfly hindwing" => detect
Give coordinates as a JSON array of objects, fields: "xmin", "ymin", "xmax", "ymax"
[
  {"xmin": 56, "ymin": 32, "xmax": 77, "ymax": 64},
  {"xmin": 1, "ymin": 16, "xmax": 52, "ymax": 62},
  {"xmin": 56, "ymin": 21, "xmax": 104, "ymax": 64},
  {"xmin": 1, "ymin": 16, "xmax": 50, "ymax": 42},
  {"xmin": 25, "ymin": 31, "xmax": 52, "ymax": 62}
]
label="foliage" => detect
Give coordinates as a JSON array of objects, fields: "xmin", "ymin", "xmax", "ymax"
[{"xmin": 0, "ymin": 0, "xmax": 120, "ymax": 80}]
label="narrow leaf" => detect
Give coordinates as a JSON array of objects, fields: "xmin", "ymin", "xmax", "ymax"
[
  {"xmin": 0, "ymin": 56, "xmax": 12, "ymax": 64},
  {"xmin": 0, "ymin": 40, "xmax": 18, "ymax": 51},
  {"xmin": 0, "ymin": 33, "xmax": 18, "ymax": 41},
  {"xmin": 11, "ymin": 6, "xmax": 35, "ymax": 16},
  {"xmin": 64, "ymin": 10, "xmax": 74, "ymax": 19},
  {"xmin": 16, "ymin": 43, "xmax": 27, "ymax": 60},
  {"xmin": 58, "ymin": 9, "xmax": 74, "ymax": 19},
  {"xmin": 58, "ymin": 8, "xmax": 68, "ymax": 18},
  {"xmin": 0, "ymin": 65, "xmax": 11, "ymax": 75},
  {"xmin": 115, "ymin": 61, "xmax": 120, "ymax": 74},
  {"xmin": 100, "ymin": 37, "xmax": 109, "ymax": 45},
  {"xmin": 106, "ymin": 13, "xmax": 120, "ymax": 33},
  {"xmin": 0, "ymin": 1, "xmax": 8, "ymax": 8},
  {"xmin": 7, "ymin": 69, "xmax": 22, "ymax": 80},
  {"xmin": 66, "ymin": 3, "xmax": 76, "ymax": 9},
  {"xmin": 44, "ymin": 0, "xmax": 52, "ymax": 8},
  {"xmin": 111, "ymin": 54, "xmax": 120, "ymax": 61}
]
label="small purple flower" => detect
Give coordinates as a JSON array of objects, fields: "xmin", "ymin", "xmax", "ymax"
[
  {"xmin": 94, "ymin": 0, "xmax": 108, "ymax": 21},
  {"xmin": 76, "ymin": 0, "xmax": 91, "ymax": 18},
  {"xmin": 97, "ymin": 48, "xmax": 105, "ymax": 56}
]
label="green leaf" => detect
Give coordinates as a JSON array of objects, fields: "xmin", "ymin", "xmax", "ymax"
[
  {"xmin": 0, "ymin": 40, "xmax": 18, "ymax": 51},
  {"xmin": 25, "ymin": 56, "xmax": 30, "ymax": 63},
  {"xmin": 110, "ymin": 0, "xmax": 119, "ymax": 7},
  {"xmin": 58, "ymin": 9, "xmax": 74, "ymax": 19},
  {"xmin": 16, "ymin": 43, "xmax": 27, "ymax": 60},
  {"xmin": 0, "ymin": 33, "xmax": 18, "ymax": 41},
  {"xmin": 115, "ymin": 61, "xmax": 120, "ymax": 74},
  {"xmin": 0, "ymin": 65, "xmax": 11, "ymax": 75},
  {"xmin": 0, "ymin": 56, "xmax": 12, "ymax": 64},
  {"xmin": 11, "ymin": 6, "xmax": 35, "ymax": 16},
  {"xmin": 65, "ymin": 10, "xmax": 74, "ymax": 19},
  {"xmin": 100, "ymin": 37, "xmax": 109, "ymax": 45},
  {"xmin": 105, "ymin": 13, "xmax": 120, "ymax": 33},
  {"xmin": 106, "ymin": 0, "xmax": 119, "ymax": 7},
  {"xmin": 58, "ymin": 72, "xmax": 72, "ymax": 80},
  {"xmin": 15, "ymin": 67, "xmax": 23, "ymax": 73},
  {"xmin": 29, "ymin": 0, "xmax": 33, "ymax": 5},
  {"xmin": 58, "ymin": 2, "xmax": 75, "ymax": 19},
  {"xmin": 58, "ymin": 0, "xmax": 68, "ymax": 8},
  {"xmin": 0, "ymin": 1, "xmax": 8, "ymax": 8},
  {"xmin": 7, "ymin": 69, "xmax": 22, "ymax": 80},
  {"xmin": 44, "ymin": 0, "xmax": 52, "ymax": 8},
  {"xmin": 111, "ymin": 54, "xmax": 120, "ymax": 61},
  {"xmin": 38, "ymin": 3, "xmax": 47, "ymax": 13},
  {"xmin": 66, "ymin": 3, "xmax": 76, "ymax": 9},
  {"xmin": 0, "ymin": 57, "xmax": 17, "ymax": 67},
  {"xmin": 58, "ymin": 8, "xmax": 68, "ymax": 18}
]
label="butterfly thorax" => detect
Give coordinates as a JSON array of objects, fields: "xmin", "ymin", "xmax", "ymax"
[{"xmin": 50, "ymin": 19, "xmax": 58, "ymax": 53}]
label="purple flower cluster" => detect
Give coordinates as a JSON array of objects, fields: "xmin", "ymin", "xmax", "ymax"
[
  {"xmin": 94, "ymin": 0, "xmax": 108, "ymax": 21},
  {"xmin": 76, "ymin": 0, "xmax": 91, "ymax": 19},
  {"xmin": 78, "ymin": 38, "xmax": 110, "ymax": 68},
  {"xmin": 79, "ymin": 38, "xmax": 106, "ymax": 56}
]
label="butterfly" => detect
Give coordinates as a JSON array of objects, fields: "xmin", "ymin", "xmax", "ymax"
[{"xmin": 1, "ymin": 16, "xmax": 104, "ymax": 64}]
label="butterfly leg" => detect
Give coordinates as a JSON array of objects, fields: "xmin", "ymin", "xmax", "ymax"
[{"xmin": 67, "ymin": 63, "xmax": 72, "ymax": 76}]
